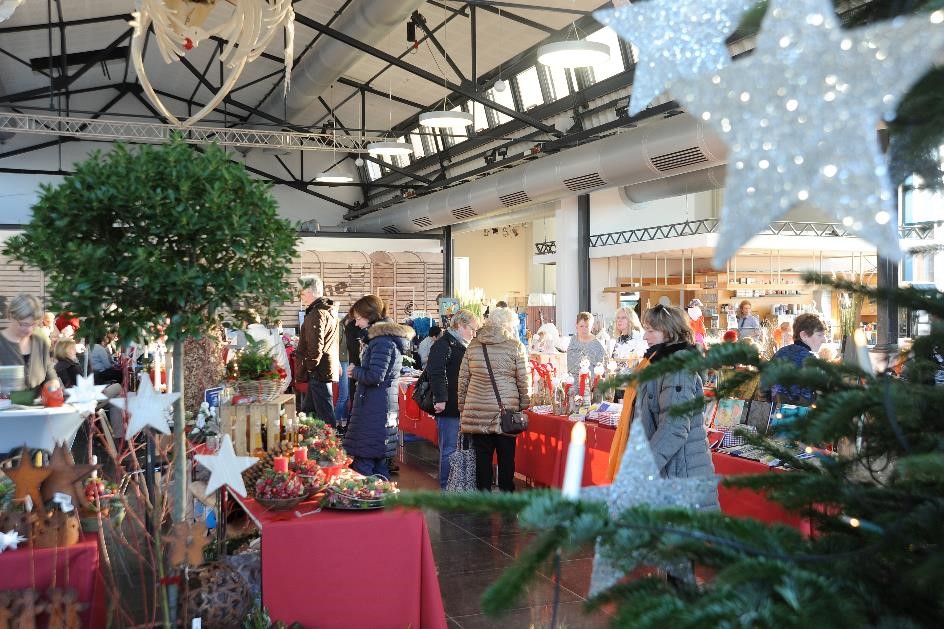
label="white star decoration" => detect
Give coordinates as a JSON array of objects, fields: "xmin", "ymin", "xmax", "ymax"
[
  {"xmin": 64, "ymin": 374, "xmax": 108, "ymax": 416},
  {"xmin": 582, "ymin": 419, "xmax": 718, "ymax": 596},
  {"xmin": 195, "ymin": 434, "xmax": 257, "ymax": 498},
  {"xmin": 110, "ymin": 373, "xmax": 180, "ymax": 438},
  {"xmin": 669, "ymin": 0, "xmax": 944, "ymax": 268},
  {"xmin": 594, "ymin": 0, "xmax": 754, "ymax": 116},
  {"xmin": 0, "ymin": 529, "xmax": 27, "ymax": 553}
]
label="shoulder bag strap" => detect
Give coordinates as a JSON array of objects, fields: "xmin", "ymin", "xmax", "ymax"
[{"xmin": 481, "ymin": 345, "xmax": 506, "ymax": 413}]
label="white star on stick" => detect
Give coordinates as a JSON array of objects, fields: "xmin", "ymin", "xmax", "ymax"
[
  {"xmin": 0, "ymin": 529, "xmax": 27, "ymax": 553},
  {"xmin": 64, "ymin": 374, "xmax": 108, "ymax": 416},
  {"xmin": 595, "ymin": 0, "xmax": 754, "ymax": 116},
  {"xmin": 110, "ymin": 373, "xmax": 180, "ymax": 438},
  {"xmin": 195, "ymin": 434, "xmax": 258, "ymax": 498},
  {"xmin": 582, "ymin": 420, "xmax": 718, "ymax": 596},
  {"xmin": 670, "ymin": 0, "xmax": 944, "ymax": 268}
]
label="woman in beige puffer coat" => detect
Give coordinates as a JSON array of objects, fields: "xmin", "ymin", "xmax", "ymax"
[{"xmin": 458, "ymin": 307, "xmax": 530, "ymax": 492}]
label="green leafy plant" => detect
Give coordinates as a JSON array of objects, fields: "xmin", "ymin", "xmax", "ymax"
[{"xmin": 230, "ymin": 337, "xmax": 283, "ymax": 381}]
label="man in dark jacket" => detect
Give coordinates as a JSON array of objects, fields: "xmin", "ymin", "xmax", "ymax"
[
  {"xmin": 426, "ymin": 309, "xmax": 479, "ymax": 489},
  {"xmin": 296, "ymin": 275, "xmax": 339, "ymax": 424}
]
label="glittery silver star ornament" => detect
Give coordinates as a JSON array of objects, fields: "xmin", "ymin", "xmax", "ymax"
[
  {"xmin": 582, "ymin": 419, "xmax": 718, "ymax": 596},
  {"xmin": 594, "ymin": 0, "xmax": 754, "ymax": 116},
  {"xmin": 110, "ymin": 372, "xmax": 180, "ymax": 438},
  {"xmin": 671, "ymin": 0, "xmax": 944, "ymax": 268},
  {"xmin": 64, "ymin": 374, "xmax": 108, "ymax": 416}
]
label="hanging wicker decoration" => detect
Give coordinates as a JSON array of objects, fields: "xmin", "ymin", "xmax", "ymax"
[
  {"xmin": 183, "ymin": 562, "xmax": 252, "ymax": 629},
  {"xmin": 129, "ymin": 0, "xmax": 295, "ymax": 127}
]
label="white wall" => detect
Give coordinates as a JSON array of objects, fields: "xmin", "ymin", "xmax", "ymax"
[{"xmin": 453, "ymin": 222, "xmax": 533, "ymax": 304}]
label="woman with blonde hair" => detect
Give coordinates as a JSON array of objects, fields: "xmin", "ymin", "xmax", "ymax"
[
  {"xmin": 609, "ymin": 306, "xmax": 647, "ymax": 359},
  {"xmin": 607, "ymin": 305, "xmax": 718, "ymax": 510},
  {"xmin": 53, "ymin": 337, "xmax": 81, "ymax": 389},
  {"xmin": 0, "ymin": 294, "xmax": 59, "ymax": 393},
  {"xmin": 458, "ymin": 307, "xmax": 530, "ymax": 492},
  {"xmin": 426, "ymin": 308, "xmax": 480, "ymax": 489}
]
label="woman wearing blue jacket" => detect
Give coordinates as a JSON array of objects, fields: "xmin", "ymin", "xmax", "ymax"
[{"xmin": 343, "ymin": 294, "xmax": 414, "ymax": 478}]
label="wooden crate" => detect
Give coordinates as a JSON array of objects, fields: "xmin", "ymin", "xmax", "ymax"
[{"xmin": 220, "ymin": 394, "xmax": 296, "ymax": 455}]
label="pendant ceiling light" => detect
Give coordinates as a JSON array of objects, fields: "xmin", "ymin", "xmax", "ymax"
[
  {"xmin": 367, "ymin": 140, "xmax": 414, "ymax": 157},
  {"xmin": 537, "ymin": 19, "xmax": 610, "ymax": 69},
  {"xmin": 420, "ymin": 4, "xmax": 474, "ymax": 131}
]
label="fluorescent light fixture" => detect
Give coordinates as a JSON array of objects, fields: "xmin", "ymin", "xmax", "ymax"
[
  {"xmin": 419, "ymin": 110, "xmax": 473, "ymax": 129},
  {"xmin": 537, "ymin": 40, "xmax": 610, "ymax": 68},
  {"xmin": 367, "ymin": 141, "xmax": 414, "ymax": 157},
  {"xmin": 314, "ymin": 172, "xmax": 353, "ymax": 183}
]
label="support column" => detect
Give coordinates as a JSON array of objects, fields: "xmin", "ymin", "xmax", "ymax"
[
  {"xmin": 577, "ymin": 194, "xmax": 591, "ymax": 313},
  {"xmin": 876, "ymin": 255, "xmax": 898, "ymax": 350},
  {"xmin": 555, "ymin": 198, "xmax": 580, "ymax": 333},
  {"xmin": 442, "ymin": 225, "xmax": 453, "ymax": 298}
]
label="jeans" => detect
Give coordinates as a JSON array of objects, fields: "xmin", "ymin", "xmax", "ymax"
[
  {"xmin": 472, "ymin": 433, "xmax": 516, "ymax": 492},
  {"xmin": 435, "ymin": 416, "xmax": 460, "ymax": 490},
  {"xmin": 351, "ymin": 456, "xmax": 390, "ymax": 479},
  {"xmin": 305, "ymin": 379, "xmax": 336, "ymax": 426},
  {"xmin": 335, "ymin": 361, "xmax": 350, "ymax": 424}
]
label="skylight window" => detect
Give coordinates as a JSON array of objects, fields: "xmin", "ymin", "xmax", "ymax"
[
  {"xmin": 486, "ymin": 86, "xmax": 516, "ymax": 125},
  {"xmin": 585, "ymin": 27, "xmax": 625, "ymax": 83},
  {"xmin": 366, "ymin": 160, "xmax": 382, "ymax": 181},
  {"xmin": 408, "ymin": 130, "xmax": 426, "ymax": 158},
  {"xmin": 471, "ymin": 100, "xmax": 490, "ymax": 133},
  {"xmin": 515, "ymin": 66, "xmax": 544, "ymax": 111},
  {"xmin": 546, "ymin": 65, "xmax": 572, "ymax": 101}
]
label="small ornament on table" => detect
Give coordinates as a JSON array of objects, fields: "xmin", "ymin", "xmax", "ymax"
[
  {"xmin": 2, "ymin": 446, "xmax": 52, "ymax": 510},
  {"xmin": 578, "ymin": 357, "xmax": 591, "ymax": 398},
  {"xmin": 195, "ymin": 434, "xmax": 258, "ymax": 498},
  {"xmin": 40, "ymin": 442, "xmax": 98, "ymax": 507},
  {"xmin": 592, "ymin": 362, "xmax": 605, "ymax": 403}
]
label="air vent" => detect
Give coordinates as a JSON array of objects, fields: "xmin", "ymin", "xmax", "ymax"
[
  {"xmin": 563, "ymin": 172, "xmax": 606, "ymax": 192},
  {"xmin": 382, "ymin": 225, "xmax": 400, "ymax": 234},
  {"xmin": 650, "ymin": 146, "xmax": 708, "ymax": 172},
  {"xmin": 451, "ymin": 206, "xmax": 477, "ymax": 221},
  {"xmin": 411, "ymin": 216, "xmax": 433, "ymax": 229},
  {"xmin": 498, "ymin": 191, "xmax": 531, "ymax": 207}
]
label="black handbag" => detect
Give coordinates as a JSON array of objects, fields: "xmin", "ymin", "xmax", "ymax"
[
  {"xmin": 411, "ymin": 370, "xmax": 436, "ymax": 414},
  {"xmin": 482, "ymin": 345, "xmax": 528, "ymax": 435}
]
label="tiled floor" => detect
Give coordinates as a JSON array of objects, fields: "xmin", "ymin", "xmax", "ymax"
[{"xmin": 397, "ymin": 437, "xmax": 612, "ymax": 628}]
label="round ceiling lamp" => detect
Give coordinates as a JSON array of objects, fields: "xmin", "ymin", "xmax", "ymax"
[
  {"xmin": 419, "ymin": 110, "xmax": 474, "ymax": 130},
  {"xmin": 493, "ymin": 78, "xmax": 508, "ymax": 93},
  {"xmin": 537, "ymin": 40, "xmax": 610, "ymax": 68},
  {"xmin": 314, "ymin": 172, "xmax": 353, "ymax": 183},
  {"xmin": 367, "ymin": 141, "xmax": 413, "ymax": 157}
]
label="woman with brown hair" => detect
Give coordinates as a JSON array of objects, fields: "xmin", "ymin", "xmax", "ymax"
[
  {"xmin": 610, "ymin": 305, "xmax": 717, "ymax": 507},
  {"xmin": 0, "ymin": 294, "xmax": 59, "ymax": 393},
  {"xmin": 736, "ymin": 300, "xmax": 762, "ymax": 341},
  {"xmin": 342, "ymin": 295, "xmax": 414, "ymax": 478},
  {"xmin": 458, "ymin": 307, "xmax": 530, "ymax": 492}
]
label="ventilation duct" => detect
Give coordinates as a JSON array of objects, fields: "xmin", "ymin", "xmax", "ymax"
[
  {"xmin": 622, "ymin": 165, "xmax": 726, "ymax": 204},
  {"xmin": 346, "ymin": 114, "xmax": 727, "ymax": 233},
  {"xmin": 256, "ymin": 0, "xmax": 425, "ymax": 125}
]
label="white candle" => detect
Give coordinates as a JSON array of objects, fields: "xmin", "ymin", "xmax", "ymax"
[
  {"xmin": 561, "ymin": 422, "xmax": 587, "ymax": 500},
  {"xmin": 91, "ymin": 455, "xmax": 98, "ymax": 478},
  {"xmin": 852, "ymin": 329, "xmax": 872, "ymax": 374}
]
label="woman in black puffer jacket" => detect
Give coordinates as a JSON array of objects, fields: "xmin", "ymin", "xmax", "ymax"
[{"xmin": 343, "ymin": 295, "xmax": 414, "ymax": 478}]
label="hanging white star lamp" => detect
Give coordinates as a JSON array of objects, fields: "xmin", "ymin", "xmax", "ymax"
[
  {"xmin": 110, "ymin": 373, "xmax": 180, "ymax": 438},
  {"xmin": 582, "ymin": 419, "xmax": 718, "ymax": 596},
  {"xmin": 195, "ymin": 434, "xmax": 258, "ymax": 498},
  {"xmin": 64, "ymin": 374, "xmax": 108, "ymax": 416},
  {"xmin": 594, "ymin": 0, "xmax": 755, "ymax": 116},
  {"xmin": 669, "ymin": 0, "xmax": 944, "ymax": 268}
]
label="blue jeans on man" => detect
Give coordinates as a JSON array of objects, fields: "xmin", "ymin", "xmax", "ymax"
[
  {"xmin": 435, "ymin": 416, "xmax": 460, "ymax": 490},
  {"xmin": 305, "ymin": 379, "xmax": 335, "ymax": 426},
  {"xmin": 334, "ymin": 361, "xmax": 350, "ymax": 424}
]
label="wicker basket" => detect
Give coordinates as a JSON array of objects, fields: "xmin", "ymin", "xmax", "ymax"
[{"xmin": 230, "ymin": 378, "xmax": 284, "ymax": 402}]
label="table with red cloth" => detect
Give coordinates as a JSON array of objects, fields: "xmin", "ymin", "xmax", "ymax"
[
  {"xmin": 397, "ymin": 378, "xmax": 440, "ymax": 444},
  {"xmin": 230, "ymin": 492, "xmax": 447, "ymax": 629},
  {"xmin": 0, "ymin": 533, "xmax": 106, "ymax": 627},
  {"xmin": 395, "ymin": 384, "xmax": 807, "ymax": 532}
]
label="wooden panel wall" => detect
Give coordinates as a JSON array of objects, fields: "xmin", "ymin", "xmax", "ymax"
[
  {"xmin": 0, "ymin": 250, "xmax": 444, "ymax": 328},
  {"xmin": 0, "ymin": 254, "xmax": 46, "ymax": 326}
]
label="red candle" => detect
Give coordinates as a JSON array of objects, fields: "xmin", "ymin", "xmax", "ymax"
[
  {"xmin": 273, "ymin": 456, "xmax": 289, "ymax": 473},
  {"xmin": 293, "ymin": 447, "xmax": 308, "ymax": 464}
]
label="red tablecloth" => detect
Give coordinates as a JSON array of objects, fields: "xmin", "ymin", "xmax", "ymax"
[
  {"xmin": 396, "ymin": 385, "xmax": 808, "ymax": 533},
  {"xmin": 232, "ymin": 493, "xmax": 447, "ymax": 629},
  {"xmin": 0, "ymin": 533, "xmax": 106, "ymax": 627}
]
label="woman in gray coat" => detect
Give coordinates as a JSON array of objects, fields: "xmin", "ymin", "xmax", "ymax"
[{"xmin": 637, "ymin": 304, "xmax": 718, "ymax": 508}]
